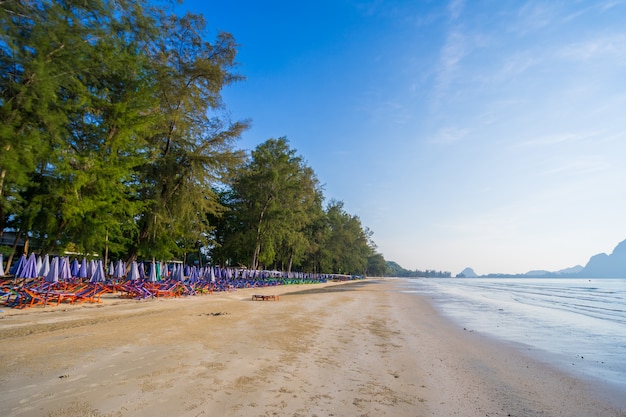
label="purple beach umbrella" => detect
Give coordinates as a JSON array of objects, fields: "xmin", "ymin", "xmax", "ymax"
[
  {"xmin": 44, "ymin": 256, "xmax": 60, "ymax": 283},
  {"xmin": 148, "ymin": 261, "xmax": 157, "ymax": 282},
  {"xmin": 188, "ymin": 266, "xmax": 199, "ymax": 282},
  {"xmin": 12, "ymin": 254, "xmax": 26, "ymax": 277},
  {"xmin": 88, "ymin": 260, "xmax": 96, "ymax": 278},
  {"xmin": 38, "ymin": 254, "xmax": 50, "ymax": 277},
  {"xmin": 89, "ymin": 260, "xmax": 106, "ymax": 283},
  {"xmin": 36, "ymin": 255, "xmax": 43, "ymax": 276},
  {"xmin": 127, "ymin": 261, "xmax": 140, "ymax": 281},
  {"xmin": 78, "ymin": 258, "xmax": 88, "ymax": 279},
  {"xmin": 18, "ymin": 253, "xmax": 39, "ymax": 279},
  {"xmin": 70, "ymin": 258, "xmax": 79, "ymax": 277},
  {"xmin": 59, "ymin": 257, "xmax": 72, "ymax": 281},
  {"xmin": 113, "ymin": 259, "xmax": 125, "ymax": 279}
]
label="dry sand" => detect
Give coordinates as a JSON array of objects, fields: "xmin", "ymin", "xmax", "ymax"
[{"xmin": 1, "ymin": 278, "xmax": 624, "ymax": 417}]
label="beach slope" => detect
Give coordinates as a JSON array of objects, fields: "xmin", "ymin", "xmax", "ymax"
[{"xmin": 1, "ymin": 279, "xmax": 624, "ymax": 417}]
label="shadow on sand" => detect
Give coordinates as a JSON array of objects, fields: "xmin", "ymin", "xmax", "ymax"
[{"xmin": 281, "ymin": 279, "xmax": 381, "ymax": 297}]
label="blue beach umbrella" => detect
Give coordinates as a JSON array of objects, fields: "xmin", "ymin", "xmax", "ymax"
[
  {"xmin": 127, "ymin": 261, "xmax": 140, "ymax": 281},
  {"xmin": 113, "ymin": 259, "xmax": 125, "ymax": 279},
  {"xmin": 173, "ymin": 264, "xmax": 183, "ymax": 281},
  {"xmin": 38, "ymin": 254, "xmax": 50, "ymax": 277},
  {"xmin": 45, "ymin": 256, "xmax": 60, "ymax": 283},
  {"xmin": 70, "ymin": 258, "xmax": 79, "ymax": 277},
  {"xmin": 18, "ymin": 253, "xmax": 38, "ymax": 279},
  {"xmin": 88, "ymin": 260, "xmax": 96, "ymax": 278},
  {"xmin": 188, "ymin": 266, "xmax": 199, "ymax": 283},
  {"xmin": 78, "ymin": 258, "xmax": 88, "ymax": 279},
  {"xmin": 59, "ymin": 257, "xmax": 72, "ymax": 281},
  {"xmin": 0, "ymin": 253, "xmax": 4, "ymax": 277},
  {"xmin": 89, "ymin": 260, "xmax": 106, "ymax": 283},
  {"xmin": 12, "ymin": 254, "xmax": 26, "ymax": 276},
  {"xmin": 148, "ymin": 261, "xmax": 157, "ymax": 282}
]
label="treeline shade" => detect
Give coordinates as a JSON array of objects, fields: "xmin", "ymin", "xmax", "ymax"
[{"xmin": 0, "ymin": 1, "xmax": 388, "ymax": 276}]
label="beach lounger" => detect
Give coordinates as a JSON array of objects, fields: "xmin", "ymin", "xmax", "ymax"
[{"xmin": 252, "ymin": 294, "xmax": 279, "ymax": 301}]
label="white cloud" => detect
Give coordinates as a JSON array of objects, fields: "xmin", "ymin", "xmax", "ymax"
[
  {"xmin": 513, "ymin": 2, "xmax": 562, "ymax": 35},
  {"xmin": 558, "ymin": 34, "xmax": 626, "ymax": 63},
  {"xmin": 447, "ymin": 0, "xmax": 465, "ymax": 21},
  {"xmin": 430, "ymin": 126, "xmax": 469, "ymax": 144},
  {"xmin": 515, "ymin": 131, "xmax": 602, "ymax": 148}
]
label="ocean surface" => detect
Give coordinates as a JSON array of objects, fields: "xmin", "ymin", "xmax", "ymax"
[{"xmin": 398, "ymin": 278, "xmax": 626, "ymax": 391}]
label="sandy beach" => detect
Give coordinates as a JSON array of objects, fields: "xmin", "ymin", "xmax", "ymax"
[{"xmin": 1, "ymin": 278, "xmax": 624, "ymax": 417}]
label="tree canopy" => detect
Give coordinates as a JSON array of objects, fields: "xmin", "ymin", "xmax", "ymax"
[{"xmin": 0, "ymin": 0, "xmax": 386, "ymax": 276}]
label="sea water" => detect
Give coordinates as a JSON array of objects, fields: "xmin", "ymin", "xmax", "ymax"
[{"xmin": 399, "ymin": 278, "xmax": 626, "ymax": 391}]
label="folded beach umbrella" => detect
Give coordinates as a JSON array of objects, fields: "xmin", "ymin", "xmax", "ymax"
[
  {"xmin": 138, "ymin": 262, "xmax": 145, "ymax": 279},
  {"xmin": 127, "ymin": 261, "xmax": 140, "ymax": 281},
  {"xmin": 59, "ymin": 257, "xmax": 72, "ymax": 281},
  {"xmin": 36, "ymin": 255, "xmax": 43, "ymax": 276},
  {"xmin": 108, "ymin": 261, "xmax": 115, "ymax": 276},
  {"xmin": 12, "ymin": 254, "xmax": 26, "ymax": 276},
  {"xmin": 174, "ymin": 264, "xmax": 184, "ymax": 281},
  {"xmin": 149, "ymin": 261, "xmax": 157, "ymax": 282},
  {"xmin": 188, "ymin": 266, "xmax": 199, "ymax": 282},
  {"xmin": 18, "ymin": 253, "xmax": 38, "ymax": 279},
  {"xmin": 38, "ymin": 254, "xmax": 50, "ymax": 277},
  {"xmin": 44, "ymin": 256, "xmax": 60, "ymax": 283},
  {"xmin": 88, "ymin": 259, "xmax": 96, "ymax": 278},
  {"xmin": 0, "ymin": 253, "xmax": 4, "ymax": 277},
  {"xmin": 70, "ymin": 258, "xmax": 80, "ymax": 277},
  {"xmin": 89, "ymin": 260, "xmax": 106, "ymax": 283},
  {"xmin": 113, "ymin": 259, "xmax": 125, "ymax": 279},
  {"xmin": 78, "ymin": 258, "xmax": 88, "ymax": 279},
  {"xmin": 159, "ymin": 262, "xmax": 170, "ymax": 279}
]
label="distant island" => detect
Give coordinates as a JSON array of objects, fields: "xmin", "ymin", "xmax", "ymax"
[{"xmin": 388, "ymin": 238, "xmax": 626, "ymax": 278}]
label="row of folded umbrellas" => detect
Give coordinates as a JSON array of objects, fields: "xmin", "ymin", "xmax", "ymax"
[{"xmin": 1, "ymin": 253, "xmax": 347, "ymax": 283}]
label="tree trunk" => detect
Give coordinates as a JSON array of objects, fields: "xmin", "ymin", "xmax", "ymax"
[
  {"xmin": 5, "ymin": 227, "xmax": 24, "ymax": 275},
  {"xmin": 287, "ymin": 251, "xmax": 293, "ymax": 273}
]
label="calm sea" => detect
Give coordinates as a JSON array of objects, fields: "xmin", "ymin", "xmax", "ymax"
[{"xmin": 398, "ymin": 278, "xmax": 626, "ymax": 391}]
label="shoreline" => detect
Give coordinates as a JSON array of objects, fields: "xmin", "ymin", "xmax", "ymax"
[
  {"xmin": 395, "ymin": 276, "xmax": 626, "ymax": 405},
  {"xmin": 1, "ymin": 278, "xmax": 625, "ymax": 416}
]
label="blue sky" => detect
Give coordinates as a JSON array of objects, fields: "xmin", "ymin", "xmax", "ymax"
[{"xmin": 177, "ymin": 0, "xmax": 626, "ymax": 275}]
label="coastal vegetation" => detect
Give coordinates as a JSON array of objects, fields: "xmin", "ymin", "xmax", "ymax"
[
  {"xmin": 0, "ymin": 0, "xmax": 389, "ymax": 276},
  {"xmin": 387, "ymin": 261, "xmax": 451, "ymax": 278}
]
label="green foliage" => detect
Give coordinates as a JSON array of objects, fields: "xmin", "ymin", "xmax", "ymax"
[
  {"xmin": 0, "ymin": 1, "xmax": 388, "ymax": 274},
  {"xmin": 387, "ymin": 261, "xmax": 451, "ymax": 278},
  {"xmin": 214, "ymin": 138, "xmax": 322, "ymax": 270},
  {"xmin": 0, "ymin": 0, "xmax": 246, "ymax": 264},
  {"xmin": 367, "ymin": 253, "xmax": 390, "ymax": 276}
]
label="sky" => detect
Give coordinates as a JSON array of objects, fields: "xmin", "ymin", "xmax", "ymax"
[{"xmin": 175, "ymin": 0, "xmax": 626, "ymax": 275}]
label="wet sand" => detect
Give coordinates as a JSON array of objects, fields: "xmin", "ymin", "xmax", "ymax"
[{"xmin": 1, "ymin": 278, "xmax": 624, "ymax": 417}]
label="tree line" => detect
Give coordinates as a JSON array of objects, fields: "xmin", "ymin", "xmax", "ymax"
[{"xmin": 0, "ymin": 0, "xmax": 389, "ymax": 276}]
